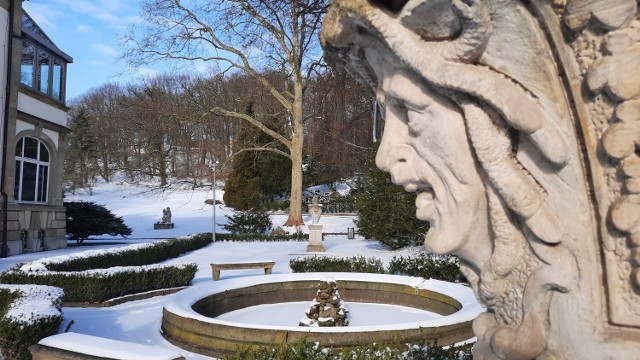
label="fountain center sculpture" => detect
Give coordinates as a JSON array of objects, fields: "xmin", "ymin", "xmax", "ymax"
[
  {"xmin": 321, "ymin": 0, "xmax": 640, "ymax": 358},
  {"xmin": 299, "ymin": 277, "xmax": 349, "ymax": 327}
]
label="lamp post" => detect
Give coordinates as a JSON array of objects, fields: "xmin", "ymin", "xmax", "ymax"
[{"xmin": 212, "ymin": 161, "xmax": 218, "ymax": 244}]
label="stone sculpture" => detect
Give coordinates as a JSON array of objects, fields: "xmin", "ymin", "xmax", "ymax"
[
  {"xmin": 307, "ymin": 193, "xmax": 325, "ymax": 252},
  {"xmin": 321, "ymin": 0, "xmax": 640, "ymax": 358},
  {"xmin": 310, "ymin": 194, "xmax": 323, "ymax": 224},
  {"xmin": 299, "ymin": 277, "xmax": 349, "ymax": 327},
  {"xmin": 162, "ymin": 207, "xmax": 172, "ymax": 224},
  {"xmin": 154, "ymin": 207, "xmax": 174, "ymax": 230}
]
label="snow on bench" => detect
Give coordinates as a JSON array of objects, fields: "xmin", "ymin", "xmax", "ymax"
[
  {"xmin": 31, "ymin": 332, "xmax": 185, "ymax": 360},
  {"xmin": 211, "ymin": 260, "xmax": 275, "ymax": 281}
]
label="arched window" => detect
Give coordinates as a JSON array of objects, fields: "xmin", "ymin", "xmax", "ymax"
[{"xmin": 14, "ymin": 137, "xmax": 49, "ymax": 203}]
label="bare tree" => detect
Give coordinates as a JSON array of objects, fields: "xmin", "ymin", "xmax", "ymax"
[
  {"xmin": 78, "ymin": 83, "xmax": 129, "ymax": 183},
  {"xmin": 122, "ymin": 0, "xmax": 328, "ymax": 226}
]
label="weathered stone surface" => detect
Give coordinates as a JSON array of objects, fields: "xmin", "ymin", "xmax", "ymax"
[
  {"xmin": 565, "ymin": 0, "xmax": 636, "ymax": 30},
  {"xmin": 300, "ymin": 277, "xmax": 349, "ymax": 327},
  {"xmin": 322, "ymin": 0, "xmax": 640, "ymax": 358},
  {"xmin": 307, "ymin": 224, "xmax": 324, "ymax": 252}
]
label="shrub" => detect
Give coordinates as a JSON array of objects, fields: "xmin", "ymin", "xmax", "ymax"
[
  {"xmin": 0, "ymin": 234, "xmax": 209, "ymax": 303},
  {"xmin": 289, "ymin": 256, "xmax": 384, "ymax": 274},
  {"xmin": 223, "ymin": 208, "xmax": 272, "ymax": 234},
  {"xmin": 388, "ymin": 254, "xmax": 466, "ymax": 283},
  {"xmin": 215, "ymin": 233, "xmax": 307, "ymax": 242},
  {"xmin": 228, "ymin": 340, "xmax": 473, "ymax": 360},
  {"xmin": 65, "ymin": 201, "xmax": 132, "ymax": 243},
  {"xmin": 0, "ymin": 265, "xmax": 197, "ymax": 303},
  {"xmin": 0, "ymin": 285, "xmax": 64, "ymax": 360},
  {"xmin": 44, "ymin": 233, "xmax": 211, "ymax": 271},
  {"xmin": 289, "ymin": 253, "xmax": 466, "ymax": 283}
]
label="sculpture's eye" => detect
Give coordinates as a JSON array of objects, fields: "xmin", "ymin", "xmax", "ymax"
[{"xmin": 405, "ymin": 103, "xmax": 429, "ymax": 136}]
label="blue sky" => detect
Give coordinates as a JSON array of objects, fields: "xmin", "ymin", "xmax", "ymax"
[{"xmin": 23, "ymin": 0, "xmax": 163, "ymax": 100}]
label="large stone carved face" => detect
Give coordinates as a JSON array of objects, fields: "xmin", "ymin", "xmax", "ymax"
[{"xmin": 374, "ymin": 65, "xmax": 489, "ymax": 261}]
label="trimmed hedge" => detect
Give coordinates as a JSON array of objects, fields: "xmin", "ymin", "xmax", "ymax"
[
  {"xmin": 289, "ymin": 254, "xmax": 466, "ymax": 283},
  {"xmin": 388, "ymin": 254, "xmax": 466, "ymax": 283},
  {"xmin": 0, "ymin": 234, "xmax": 209, "ymax": 303},
  {"xmin": 215, "ymin": 233, "xmax": 308, "ymax": 242},
  {"xmin": 0, "ymin": 286, "xmax": 64, "ymax": 360},
  {"xmin": 0, "ymin": 265, "xmax": 197, "ymax": 303},
  {"xmin": 229, "ymin": 339, "xmax": 473, "ymax": 359},
  {"xmin": 289, "ymin": 256, "xmax": 384, "ymax": 274},
  {"xmin": 46, "ymin": 233, "xmax": 212, "ymax": 271}
]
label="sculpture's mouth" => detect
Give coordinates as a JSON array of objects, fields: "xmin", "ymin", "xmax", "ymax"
[
  {"xmin": 403, "ymin": 182, "xmax": 433, "ymax": 198},
  {"xmin": 403, "ymin": 182, "xmax": 436, "ymax": 221}
]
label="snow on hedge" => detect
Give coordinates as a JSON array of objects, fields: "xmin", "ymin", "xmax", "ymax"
[
  {"xmin": 18, "ymin": 242, "xmax": 157, "ymax": 273},
  {"xmin": 1, "ymin": 284, "xmax": 63, "ymax": 325}
]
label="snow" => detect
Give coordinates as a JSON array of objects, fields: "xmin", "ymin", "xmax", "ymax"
[
  {"xmin": 0, "ymin": 180, "xmax": 482, "ymax": 359},
  {"xmin": 165, "ymin": 273, "xmax": 482, "ymax": 333},
  {"xmin": 38, "ymin": 332, "xmax": 183, "ymax": 360},
  {"xmin": 214, "ymin": 300, "xmax": 442, "ymax": 327},
  {"xmin": 0, "ymin": 284, "xmax": 63, "ymax": 323}
]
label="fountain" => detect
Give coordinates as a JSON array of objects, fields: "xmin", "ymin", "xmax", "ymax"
[{"xmin": 161, "ymin": 273, "xmax": 482, "ymax": 358}]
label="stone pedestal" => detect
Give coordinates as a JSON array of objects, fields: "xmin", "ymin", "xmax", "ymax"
[
  {"xmin": 154, "ymin": 223, "xmax": 174, "ymax": 230},
  {"xmin": 307, "ymin": 224, "xmax": 324, "ymax": 252}
]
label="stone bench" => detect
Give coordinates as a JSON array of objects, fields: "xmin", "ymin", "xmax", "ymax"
[
  {"xmin": 30, "ymin": 332, "xmax": 185, "ymax": 360},
  {"xmin": 211, "ymin": 261, "xmax": 275, "ymax": 281}
]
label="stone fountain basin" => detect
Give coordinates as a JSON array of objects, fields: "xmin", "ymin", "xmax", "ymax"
[{"xmin": 161, "ymin": 273, "xmax": 483, "ymax": 358}]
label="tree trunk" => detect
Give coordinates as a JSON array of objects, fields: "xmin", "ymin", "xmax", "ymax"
[
  {"xmin": 284, "ymin": 80, "xmax": 305, "ymax": 227},
  {"xmin": 285, "ymin": 139, "xmax": 304, "ymax": 226}
]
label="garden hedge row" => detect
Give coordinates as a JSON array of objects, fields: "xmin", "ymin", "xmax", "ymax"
[
  {"xmin": 0, "ymin": 234, "xmax": 209, "ymax": 303},
  {"xmin": 0, "ymin": 264, "xmax": 197, "ymax": 303},
  {"xmin": 215, "ymin": 232, "xmax": 308, "ymax": 242},
  {"xmin": 46, "ymin": 233, "xmax": 212, "ymax": 271},
  {"xmin": 289, "ymin": 256, "xmax": 384, "ymax": 273},
  {"xmin": 229, "ymin": 339, "xmax": 473, "ymax": 360},
  {"xmin": 0, "ymin": 285, "xmax": 64, "ymax": 360},
  {"xmin": 290, "ymin": 254, "xmax": 465, "ymax": 283}
]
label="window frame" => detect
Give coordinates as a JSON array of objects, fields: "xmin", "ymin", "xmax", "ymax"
[
  {"xmin": 14, "ymin": 137, "xmax": 50, "ymax": 204},
  {"xmin": 20, "ymin": 35, "xmax": 68, "ymax": 103}
]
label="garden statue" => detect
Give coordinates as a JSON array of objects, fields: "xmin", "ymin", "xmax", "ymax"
[
  {"xmin": 310, "ymin": 194, "xmax": 323, "ymax": 224},
  {"xmin": 154, "ymin": 207, "xmax": 174, "ymax": 230},
  {"xmin": 162, "ymin": 207, "xmax": 172, "ymax": 224},
  {"xmin": 322, "ymin": 0, "xmax": 640, "ymax": 359},
  {"xmin": 307, "ymin": 194, "xmax": 324, "ymax": 252}
]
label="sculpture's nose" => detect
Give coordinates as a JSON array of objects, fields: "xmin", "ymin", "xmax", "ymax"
[{"xmin": 375, "ymin": 109, "xmax": 410, "ymax": 173}]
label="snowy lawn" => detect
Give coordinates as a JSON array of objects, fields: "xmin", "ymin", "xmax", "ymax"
[{"xmin": 0, "ymin": 181, "xmax": 474, "ymax": 359}]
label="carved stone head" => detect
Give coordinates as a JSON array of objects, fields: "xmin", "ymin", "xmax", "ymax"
[{"xmin": 322, "ymin": 0, "xmax": 640, "ymax": 358}]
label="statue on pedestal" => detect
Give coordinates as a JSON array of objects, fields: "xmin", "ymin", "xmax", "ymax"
[
  {"xmin": 162, "ymin": 207, "xmax": 172, "ymax": 224},
  {"xmin": 154, "ymin": 207, "xmax": 174, "ymax": 230}
]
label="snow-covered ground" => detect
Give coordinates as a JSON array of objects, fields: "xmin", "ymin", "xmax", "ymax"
[{"xmin": 0, "ymin": 181, "xmax": 475, "ymax": 359}]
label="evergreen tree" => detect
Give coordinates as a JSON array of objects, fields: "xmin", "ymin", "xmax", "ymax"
[
  {"xmin": 223, "ymin": 208, "xmax": 272, "ymax": 234},
  {"xmin": 64, "ymin": 202, "xmax": 132, "ymax": 244},
  {"xmin": 64, "ymin": 106, "xmax": 98, "ymax": 193},
  {"xmin": 353, "ymin": 151, "xmax": 429, "ymax": 249},
  {"xmin": 223, "ymin": 103, "xmax": 291, "ymax": 210}
]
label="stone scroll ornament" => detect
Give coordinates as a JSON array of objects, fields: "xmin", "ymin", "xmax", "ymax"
[{"xmin": 322, "ymin": 0, "xmax": 640, "ymax": 359}]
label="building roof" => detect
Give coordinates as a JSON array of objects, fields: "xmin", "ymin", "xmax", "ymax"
[{"xmin": 22, "ymin": 11, "xmax": 73, "ymax": 63}]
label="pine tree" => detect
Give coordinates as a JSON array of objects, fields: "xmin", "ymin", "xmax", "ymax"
[
  {"xmin": 353, "ymin": 151, "xmax": 430, "ymax": 249},
  {"xmin": 64, "ymin": 106, "xmax": 98, "ymax": 193},
  {"xmin": 64, "ymin": 202, "xmax": 132, "ymax": 244},
  {"xmin": 223, "ymin": 103, "xmax": 291, "ymax": 210}
]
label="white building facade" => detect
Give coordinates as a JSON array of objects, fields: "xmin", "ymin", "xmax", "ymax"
[{"xmin": 0, "ymin": 0, "xmax": 72, "ymax": 256}]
